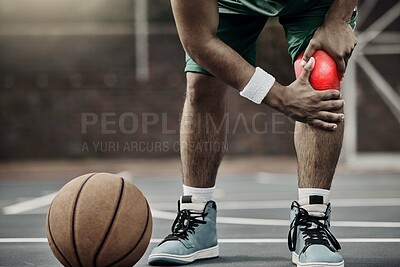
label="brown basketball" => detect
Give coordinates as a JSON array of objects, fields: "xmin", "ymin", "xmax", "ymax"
[{"xmin": 46, "ymin": 173, "xmax": 152, "ymax": 267}]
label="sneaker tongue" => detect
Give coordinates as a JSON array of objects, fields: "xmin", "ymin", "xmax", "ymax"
[{"xmin": 180, "ymin": 195, "xmax": 207, "ymax": 212}]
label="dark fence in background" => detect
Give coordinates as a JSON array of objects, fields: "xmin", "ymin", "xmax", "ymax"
[{"xmin": 0, "ymin": 0, "xmax": 399, "ymax": 160}]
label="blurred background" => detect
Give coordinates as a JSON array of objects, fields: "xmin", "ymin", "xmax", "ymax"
[{"xmin": 0, "ymin": 0, "xmax": 399, "ymax": 169}]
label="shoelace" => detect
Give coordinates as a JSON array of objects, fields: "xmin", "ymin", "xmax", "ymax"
[
  {"xmin": 159, "ymin": 209, "xmax": 207, "ymax": 245},
  {"xmin": 288, "ymin": 206, "xmax": 341, "ymax": 254}
]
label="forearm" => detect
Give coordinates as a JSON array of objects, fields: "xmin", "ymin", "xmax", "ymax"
[
  {"xmin": 188, "ymin": 38, "xmax": 285, "ymax": 109},
  {"xmin": 171, "ymin": 0, "xmax": 251, "ymax": 90},
  {"xmin": 171, "ymin": 0, "xmax": 284, "ymax": 108},
  {"xmin": 188, "ymin": 38, "xmax": 255, "ymax": 90},
  {"xmin": 324, "ymin": 0, "xmax": 356, "ymax": 24}
]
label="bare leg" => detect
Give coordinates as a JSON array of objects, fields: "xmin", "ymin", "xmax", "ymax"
[
  {"xmin": 295, "ymin": 109, "xmax": 344, "ymax": 189},
  {"xmin": 180, "ymin": 73, "xmax": 228, "ymax": 188}
]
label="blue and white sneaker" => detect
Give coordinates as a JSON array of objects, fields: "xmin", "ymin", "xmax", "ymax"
[
  {"xmin": 288, "ymin": 200, "xmax": 344, "ymax": 267},
  {"xmin": 148, "ymin": 196, "xmax": 219, "ymax": 265}
]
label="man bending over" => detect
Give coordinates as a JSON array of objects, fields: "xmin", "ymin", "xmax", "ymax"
[{"xmin": 148, "ymin": 0, "xmax": 357, "ymax": 266}]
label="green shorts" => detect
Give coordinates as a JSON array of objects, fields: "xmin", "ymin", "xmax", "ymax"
[{"xmin": 185, "ymin": 0, "xmax": 357, "ymax": 75}]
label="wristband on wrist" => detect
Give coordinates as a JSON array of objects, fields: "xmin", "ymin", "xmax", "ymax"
[{"xmin": 239, "ymin": 67, "xmax": 276, "ymax": 104}]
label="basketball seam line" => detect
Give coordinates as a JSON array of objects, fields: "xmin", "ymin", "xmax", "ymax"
[
  {"xmin": 107, "ymin": 199, "xmax": 151, "ymax": 267},
  {"xmin": 47, "ymin": 202, "xmax": 72, "ymax": 267},
  {"xmin": 93, "ymin": 177, "xmax": 125, "ymax": 267},
  {"xmin": 72, "ymin": 173, "xmax": 97, "ymax": 267}
]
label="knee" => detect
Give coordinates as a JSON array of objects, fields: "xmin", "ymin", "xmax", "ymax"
[{"xmin": 186, "ymin": 73, "xmax": 227, "ymax": 109}]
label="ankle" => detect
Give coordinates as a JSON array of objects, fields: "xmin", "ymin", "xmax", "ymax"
[
  {"xmin": 183, "ymin": 184, "xmax": 215, "ymax": 201},
  {"xmin": 298, "ymin": 188, "xmax": 330, "ymax": 217}
]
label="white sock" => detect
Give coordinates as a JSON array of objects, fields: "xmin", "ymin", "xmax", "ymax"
[
  {"xmin": 298, "ymin": 188, "xmax": 330, "ymax": 217},
  {"xmin": 183, "ymin": 184, "xmax": 215, "ymax": 201}
]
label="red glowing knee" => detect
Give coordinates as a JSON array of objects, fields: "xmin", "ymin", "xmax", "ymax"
[{"xmin": 294, "ymin": 50, "xmax": 341, "ymax": 90}]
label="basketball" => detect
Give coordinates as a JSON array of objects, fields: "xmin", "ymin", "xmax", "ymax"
[
  {"xmin": 46, "ymin": 173, "xmax": 152, "ymax": 267},
  {"xmin": 294, "ymin": 50, "xmax": 341, "ymax": 90}
]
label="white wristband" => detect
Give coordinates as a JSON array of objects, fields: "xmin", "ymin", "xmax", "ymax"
[{"xmin": 239, "ymin": 67, "xmax": 275, "ymax": 104}]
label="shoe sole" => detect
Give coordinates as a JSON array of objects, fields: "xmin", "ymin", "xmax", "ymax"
[
  {"xmin": 292, "ymin": 252, "xmax": 344, "ymax": 267},
  {"xmin": 148, "ymin": 245, "xmax": 219, "ymax": 266}
]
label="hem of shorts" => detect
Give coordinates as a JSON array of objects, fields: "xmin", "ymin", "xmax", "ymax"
[{"xmin": 184, "ymin": 65, "xmax": 213, "ymax": 76}]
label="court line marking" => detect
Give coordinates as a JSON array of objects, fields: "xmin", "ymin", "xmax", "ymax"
[
  {"xmin": 1, "ymin": 171, "xmax": 130, "ymax": 215},
  {"xmin": 5, "ymin": 197, "xmax": 400, "ymax": 214},
  {"xmin": 2, "ymin": 193, "xmax": 57, "ymax": 215},
  {"xmin": 0, "ymin": 238, "xmax": 399, "ymax": 243},
  {"xmin": 3, "ymin": 194, "xmax": 400, "ymax": 215},
  {"xmin": 151, "ymin": 198, "xmax": 400, "ymax": 210},
  {"xmin": 151, "ymin": 209, "xmax": 400, "ymax": 228},
  {"xmin": 5, "ymin": 199, "xmax": 399, "ymax": 228},
  {"xmin": 2, "ymin": 169, "xmax": 399, "ymax": 215}
]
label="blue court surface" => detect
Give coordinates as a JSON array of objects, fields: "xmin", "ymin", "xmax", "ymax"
[{"xmin": 1, "ymin": 163, "xmax": 400, "ymax": 267}]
